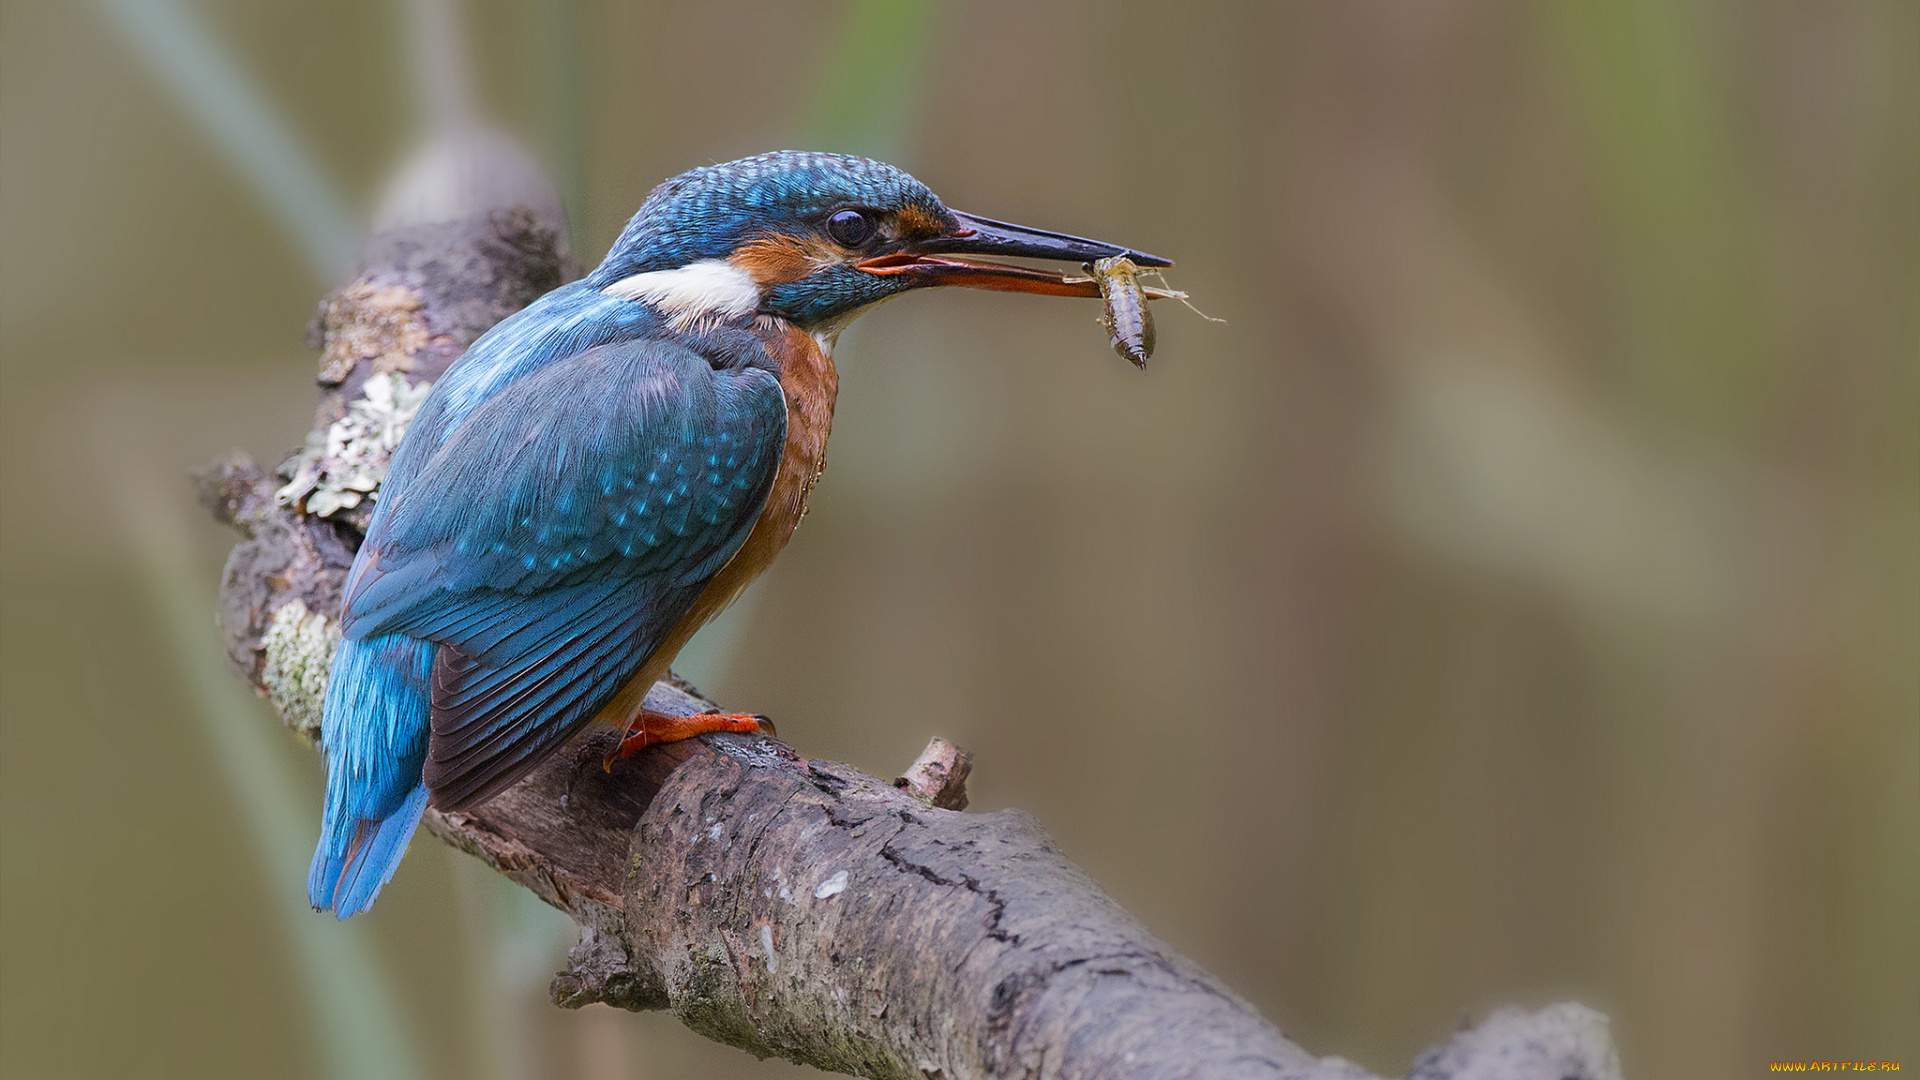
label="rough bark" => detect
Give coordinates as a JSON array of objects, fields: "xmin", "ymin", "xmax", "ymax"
[{"xmin": 197, "ymin": 147, "xmax": 1622, "ymax": 1080}]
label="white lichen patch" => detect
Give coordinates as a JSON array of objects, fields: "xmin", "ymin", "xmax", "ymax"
[
  {"xmin": 759, "ymin": 924, "xmax": 779, "ymax": 973},
  {"xmin": 813, "ymin": 870, "xmax": 849, "ymax": 899},
  {"xmin": 276, "ymin": 373, "xmax": 432, "ymax": 518},
  {"xmin": 260, "ymin": 599, "xmax": 340, "ymax": 741}
]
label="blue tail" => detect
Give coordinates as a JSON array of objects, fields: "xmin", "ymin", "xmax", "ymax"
[{"xmin": 308, "ymin": 632, "xmax": 435, "ymax": 918}]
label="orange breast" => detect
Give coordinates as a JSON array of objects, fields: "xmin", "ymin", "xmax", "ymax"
[
  {"xmin": 685, "ymin": 317, "xmax": 839, "ymax": 623},
  {"xmin": 590, "ymin": 317, "xmax": 839, "ymax": 725}
]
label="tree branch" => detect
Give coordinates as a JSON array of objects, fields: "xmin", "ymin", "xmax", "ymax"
[{"xmin": 197, "ymin": 141, "xmax": 1620, "ymax": 1080}]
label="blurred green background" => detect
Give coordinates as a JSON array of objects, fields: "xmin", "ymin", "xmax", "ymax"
[{"xmin": 3, "ymin": 1, "xmax": 1915, "ymax": 1078}]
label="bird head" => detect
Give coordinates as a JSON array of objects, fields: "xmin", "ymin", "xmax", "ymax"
[{"xmin": 584, "ymin": 151, "xmax": 1169, "ymax": 335}]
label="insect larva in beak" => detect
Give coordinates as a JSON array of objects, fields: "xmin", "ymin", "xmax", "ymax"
[{"xmin": 1088, "ymin": 256, "xmax": 1155, "ymax": 369}]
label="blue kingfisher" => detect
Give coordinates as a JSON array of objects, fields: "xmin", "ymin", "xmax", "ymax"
[{"xmin": 309, "ymin": 150, "xmax": 1170, "ymax": 916}]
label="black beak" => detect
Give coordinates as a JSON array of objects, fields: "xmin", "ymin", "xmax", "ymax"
[
  {"xmin": 856, "ymin": 210, "xmax": 1171, "ymax": 296},
  {"xmin": 919, "ymin": 212, "xmax": 1171, "ymax": 268}
]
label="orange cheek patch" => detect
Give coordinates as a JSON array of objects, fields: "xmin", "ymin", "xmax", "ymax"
[
  {"xmin": 895, "ymin": 205, "xmax": 948, "ymax": 239},
  {"xmin": 732, "ymin": 233, "xmax": 839, "ymax": 285}
]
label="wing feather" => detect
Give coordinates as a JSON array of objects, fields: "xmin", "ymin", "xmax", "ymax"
[{"xmin": 337, "ymin": 337, "xmax": 786, "ymax": 810}]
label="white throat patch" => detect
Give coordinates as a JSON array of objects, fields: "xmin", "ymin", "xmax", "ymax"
[
  {"xmin": 604, "ymin": 259, "xmax": 760, "ymax": 330},
  {"xmin": 809, "ymin": 297, "xmax": 888, "ymax": 360}
]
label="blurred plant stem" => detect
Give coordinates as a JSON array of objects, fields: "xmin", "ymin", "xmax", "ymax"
[
  {"xmin": 450, "ymin": 849, "xmax": 576, "ymax": 1080},
  {"xmin": 1543, "ymin": 0, "xmax": 1771, "ymax": 435},
  {"xmin": 92, "ymin": 3, "xmax": 430, "ymax": 1074},
  {"xmin": 122, "ymin": 486, "xmax": 425, "ymax": 1080},
  {"xmin": 535, "ymin": 0, "xmax": 588, "ymax": 258},
  {"xmin": 91, "ymin": 0, "xmax": 360, "ymax": 281},
  {"xmin": 803, "ymin": 0, "xmax": 942, "ymax": 162}
]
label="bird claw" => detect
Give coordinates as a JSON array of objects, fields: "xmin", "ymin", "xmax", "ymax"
[{"xmin": 603, "ymin": 710, "xmax": 771, "ymax": 769}]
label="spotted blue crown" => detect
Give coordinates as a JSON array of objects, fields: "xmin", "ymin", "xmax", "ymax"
[{"xmin": 589, "ymin": 151, "xmax": 950, "ymax": 284}]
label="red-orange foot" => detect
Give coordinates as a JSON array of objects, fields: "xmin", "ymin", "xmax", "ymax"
[{"xmin": 603, "ymin": 708, "xmax": 769, "ymax": 768}]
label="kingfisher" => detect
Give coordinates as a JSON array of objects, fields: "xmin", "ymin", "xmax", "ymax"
[{"xmin": 309, "ymin": 151, "xmax": 1170, "ymax": 917}]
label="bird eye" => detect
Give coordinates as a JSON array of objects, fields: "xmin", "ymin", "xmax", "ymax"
[{"xmin": 827, "ymin": 209, "xmax": 876, "ymax": 248}]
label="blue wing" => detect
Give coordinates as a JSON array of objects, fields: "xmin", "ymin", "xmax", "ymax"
[{"xmin": 340, "ymin": 336, "xmax": 785, "ymax": 809}]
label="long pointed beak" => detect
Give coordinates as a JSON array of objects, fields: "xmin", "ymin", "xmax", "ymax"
[{"xmin": 857, "ymin": 210, "xmax": 1172, "ymax": 296}]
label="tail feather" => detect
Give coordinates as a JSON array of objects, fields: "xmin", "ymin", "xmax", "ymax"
[
  {"xmin": 311, "ymin": 784, "xmax": 429, "ymax": 917},
  {"xmin": 308, "ymin": 632, "xmax": 434, "ymax": 917},
  {"xmin": 307, "ymin": 830, "xmax": 347, "ymax": 912}
]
